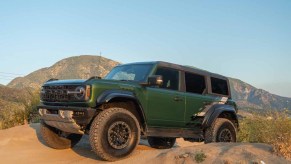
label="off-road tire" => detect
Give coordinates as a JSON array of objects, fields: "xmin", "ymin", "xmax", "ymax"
[
  {"xmin": 204, "ymin": 118, "xmax": 237, "ymax": 143},
  {"xmin": 147, "ymin": 137, "xmax": 176, "ymax": 149},
  {"xmin": 40, "ymin": 121, "xmax": 83, "ymax": 149},
  {"xmin": 89, "ymin": 108, "xmax": 140, "ymax": 161}
]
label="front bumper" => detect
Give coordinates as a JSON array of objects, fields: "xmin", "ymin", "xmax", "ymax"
[{"xmin": 37, "ymin": 105, "xmax": 96, "ymax": 134}]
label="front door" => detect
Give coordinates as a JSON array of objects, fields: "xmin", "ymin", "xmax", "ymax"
[{"xmin": 146, "ymin": 67, "xmax": 185, "ymax": 128}]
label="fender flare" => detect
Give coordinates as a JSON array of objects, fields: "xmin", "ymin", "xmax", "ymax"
[
  {"xmin": 96, "ymin": 89, "xmax": 147, "ymax": 126},
  {"xmin": 202, "ymin": 104, "xmax": 238, "ymax": 129},
  {"xmin": 97, "ymin": 90, "xmax": 136, "ymax": 104}
]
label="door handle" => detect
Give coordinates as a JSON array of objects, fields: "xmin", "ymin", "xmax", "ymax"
[{"xmin": 173, "ymin": 96, "xmax": 183, "ymax": 102}]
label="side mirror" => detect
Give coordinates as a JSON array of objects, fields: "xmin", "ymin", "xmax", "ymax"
[{"xmin": 148, "ymin": 75, "xmax": 163, "ymax": 86}]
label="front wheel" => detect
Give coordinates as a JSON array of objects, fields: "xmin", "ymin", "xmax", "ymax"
[
  {"xmin": 89, "ymin": 108, "xmax": 140, "ymax": 161},
  {"xmin": 147, "ymin": 137, "xmax": 176, "ymax": 149},
  {"xmin": 204, "ymin": 118, "xmax": 237, "ymax": 143}
]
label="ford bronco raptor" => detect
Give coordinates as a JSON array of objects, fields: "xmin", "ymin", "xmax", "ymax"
[{"xmin": 38, "ymin": 61, "xmax": 238, "ymax": 161}]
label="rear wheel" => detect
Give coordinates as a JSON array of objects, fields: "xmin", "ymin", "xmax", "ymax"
[
  {"xmin": 147, "ymin": 137, "xmax": 176, "ymax": 149},
  {"xmin": 204, "ymin": 118, "xmax": 237, "ymax": 143},
  {"xmin": 89, "ymin": 108, "xmax": 140, "ymax": 161},
  {"xmin": 40, "ymin": 121, "xmax": 83, "ymax": 149}
]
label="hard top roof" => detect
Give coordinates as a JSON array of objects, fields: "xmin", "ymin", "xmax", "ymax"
[{"xmin": 120, "ymin": 61, "xmax": 228, "ymax": 80}]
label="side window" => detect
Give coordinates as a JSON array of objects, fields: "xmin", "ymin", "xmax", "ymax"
[
  {"xmin": 155, "ymin": 67, "xmax": 179, "ymax": 91},
  {"xmin": 211, "ymin": 77, "xmax": 229, "ymax": 96},
  {"xmin": 185, "ymin": 72, "xmax": 206, "ymax": 94}
]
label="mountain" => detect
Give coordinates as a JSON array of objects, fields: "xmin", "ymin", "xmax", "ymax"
[
  {"xmin": 8, "ymin": 55, "xmax": 119, "ymax": 89},
  {"xmin": 6, "ymin": 55, "xmax": 291, "ymax": 111},
  {"xmin": 2, "ymin": 55, "xmax": 119, "ymax": 128},
  {"xmin": 230, "ymin": 78, "xmax": 291, "ymax": 110}
]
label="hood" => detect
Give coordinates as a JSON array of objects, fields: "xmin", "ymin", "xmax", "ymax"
[{"xmin": 44, "ymin": 79, "xmax": 86, "ymax": 86}]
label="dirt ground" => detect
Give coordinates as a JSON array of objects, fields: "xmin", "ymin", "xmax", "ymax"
[{"xmin": 0, "ymin": 124, "xmax": 289, "ymax": 164}]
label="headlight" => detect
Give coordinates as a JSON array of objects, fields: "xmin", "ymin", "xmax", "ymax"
[
  {"xmin": 67, "ymin": 85, "xmax": 91, "ymax": 101},
  {"xmin": 74, "ymin": 86, "xmax": 85, "ymax": 100}
]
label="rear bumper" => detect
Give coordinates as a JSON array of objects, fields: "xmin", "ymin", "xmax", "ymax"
[{"xmin": 37, "ymin": 105, "xmax": 96, "ymax": 134}]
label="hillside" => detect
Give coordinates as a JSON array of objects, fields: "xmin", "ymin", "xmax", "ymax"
[
  {"xmin": 6, "ymin": 55, "xmax": 291, "ymax": 111},
  {"xmin": 0, "ymin": 86, "xmax": 28, "ymax": 104},
  {"xmin": 7, "ymin": 55, "xmax": 119, "ymax": 89},
  {"xmin": 0, "ymin": 85, "xmax": 31, "ymax": 113}
]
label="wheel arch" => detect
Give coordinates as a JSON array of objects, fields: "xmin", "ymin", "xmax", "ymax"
[
  {"xmin": 202, "ymin": 104, "xmax": 239, "ymax": 130},
  {"xmin": 96, "ymin": 90, "xmax": 147, "ymax": 132}
]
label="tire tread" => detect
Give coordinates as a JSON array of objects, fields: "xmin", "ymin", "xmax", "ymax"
[{"xmin": 204, "ymin": 118, "xmax": 236, "ymax": 143}]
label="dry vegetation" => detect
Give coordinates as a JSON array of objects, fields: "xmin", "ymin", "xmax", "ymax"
[
  {"xmin": 0, "ymin": 90, "xmax": 40, "ymax": 129},
  {"xmin": 238, "ymin": 110, "xmax": 291, "ymax": 160}
]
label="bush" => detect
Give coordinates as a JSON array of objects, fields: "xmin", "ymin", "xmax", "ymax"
[
  {"xmin": 0, "ymin": 107, "xmax": 26, "ymax": 129},
  {"xmin": 0, "ymin": 89, "xmax": 40, "ymax": 130},
  {"xmin": 194, "ymin": 151, "xmax": 207, "ymax": 163},
  {"xmin": 23, "ymin": 90, "xmax": 40, "ymax": 123},
  {"xmin": 238, "ymin": 111, "xmax": 291, "ymax": 159}
]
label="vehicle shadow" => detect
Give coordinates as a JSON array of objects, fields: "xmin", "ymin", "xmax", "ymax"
[
  {"xmin": 29, "ymin": 123, "xmax": 153, "ymax": 162},
  {"xmin": 29, "ymin": 123, "xmax": 46, "ymax": 145},
  {"xmin": 28, "ymin": 123, "xmax": 103, "ymax": 161},
  {"xmin": 71, "ymin": 135, "xmax": 104, "ymax": 161}
]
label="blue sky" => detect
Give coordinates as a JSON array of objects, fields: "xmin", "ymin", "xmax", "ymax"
[{"xmin": 0, "ymin": 0, "xmax": 290, "ymax": 97}]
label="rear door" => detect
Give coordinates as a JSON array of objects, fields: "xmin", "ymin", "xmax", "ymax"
[{"xmin": 183, "ymin": 72, "xmax": 216, "ymax": 125}]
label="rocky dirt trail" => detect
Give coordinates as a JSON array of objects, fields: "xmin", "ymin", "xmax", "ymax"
[{"xmin": 0, "ymin": 124, "xmax": 289, "ymax": 164}]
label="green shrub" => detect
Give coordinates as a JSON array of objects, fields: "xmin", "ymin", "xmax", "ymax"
[
  {"xmin": 238, "ymin": 111, "xmax": 291, "ymax": 159},
  {"xmin": 194, "ymin": 151, "xmax": 207, "ymax": 163}
]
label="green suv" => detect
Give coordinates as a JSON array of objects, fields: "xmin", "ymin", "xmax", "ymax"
[{"xmin": 38, "ymin": 61, "xmax": 238, "ymax": 161}]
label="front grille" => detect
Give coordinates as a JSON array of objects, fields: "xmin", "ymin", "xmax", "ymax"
[{"xmin": 41, "ymin": 85, "xmax": 84, "ymax": 102}]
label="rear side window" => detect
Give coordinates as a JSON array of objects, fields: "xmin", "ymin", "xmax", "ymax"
[
  {"xmin": 185, "ymin": 72, "xmax": 206, "ymax": 94},
  {"xmin": 155, "ymin": 67, "xmax": 179, "ymax": 90},
  {"xmin": 211, "ymin": 77, "xmax": 229, "ymax": 96}
]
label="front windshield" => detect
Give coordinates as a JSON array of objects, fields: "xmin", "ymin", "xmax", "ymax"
[{"xmin": 105, "ymin": 64, "xmax": 153, "ymax": 82}]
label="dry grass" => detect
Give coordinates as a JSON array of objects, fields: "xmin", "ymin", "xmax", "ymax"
[
  {"xmin": 0, "ymin": 108, "xmax": 26, "ymax": 129},
  {"xmin": 0, "ymin": 90, "xmax": 40, "ymax": 130},
  {"xmin": 238, "ymin": 110, "xmax": 291, "ymax": 159}
]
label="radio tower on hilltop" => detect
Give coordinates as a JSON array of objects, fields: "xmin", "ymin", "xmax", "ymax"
[{"xmin": 97, "ymin": 51, "xmax": 102, "ymax": 76}]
